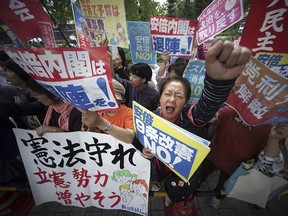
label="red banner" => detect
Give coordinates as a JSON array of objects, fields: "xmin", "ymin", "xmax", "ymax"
[
  {"xmin": 225, "ymin": 57, "xmax": 288, "ymax": 125},
  {"xmin": 4, "ymin": 47, "xmax": 118, "ymax": 112},
  {"xmin": 0, "ymin": 0, "xmax": 54, "ymax": 42},
  {"xmin": 240, "ymin": 0, "xmax": 288, "ymax": 56}
]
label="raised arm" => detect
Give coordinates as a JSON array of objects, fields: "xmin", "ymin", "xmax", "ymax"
[
  {"xmin": 157, "ymin": 50, "xmax": 170, "ymax": 77},
  {"xmin": 189, "ymin": 39, "xmax": 252, "ymax": 126}
]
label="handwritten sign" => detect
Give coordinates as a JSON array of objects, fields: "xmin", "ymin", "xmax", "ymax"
[
  {"xmin": 13, "ymin": 129, "xmax": 150, "ymax": 216},
  {"xmin": 133, "ymin": 102, "xmax": 210, "ymax": 182},
  {"xmin": 79, "ymin": 0, "xmax": 128, "ymax": 48}
]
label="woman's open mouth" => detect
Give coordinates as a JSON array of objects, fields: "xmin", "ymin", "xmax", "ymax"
[{"xmin": 166, "ymin": 106, "xmax": 175, "ymax": 114}]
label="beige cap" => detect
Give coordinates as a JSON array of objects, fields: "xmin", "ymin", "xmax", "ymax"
[{"xmin": 112, "ymin": 78, "xmax": 125, "ymax": 101}]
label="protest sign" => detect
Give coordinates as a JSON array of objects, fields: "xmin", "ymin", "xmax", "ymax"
[
  {"xmin": 150, "ymin": 16, "xmax": 198, "ymax": 56},
  {"xmin": 13, "ymin": 129, "xmax": 150, "ymax": 216},
  {"xmin": 0, "ymin": 0, "xmax": 54, "ymax": 42},
  {"xmin": 71, "ymin": 0, "xmax": 91, "ymax": 48},
  {"xmin": 127, "ymin": 21, "xmax": 157, "ymax": 64},
  {"xmin": 39, "ymin": 22, "xmax": 57, "ymax": 48},
  {"xmin": 0, "ymin": 24, "xmax": 24, "ymax": 48},
  {"xmin": 79, "ymin": 0, "xmax": 128, "ymax": 48},
  {"xmin": 133, "ymin": 102, "xmax": 210, "ymax": 182},
  {"xmin": 4, "ymin": 47, "xmax": 118, "ymax": 112},
  {"xmin": 225, "ymin": 57, "xmax": 288, "ymax": 125},
  {"xmin": 255, "ymin": 52, "xmax": 288, "ymax": 79},
  {"xmin": 197, "ymin": 0, "xmax": 244, "ymax": 44},
  {"xmin": 240, "ymin": 0, "xmax": 288, "ymax": 56},
  {"xmin": 182, "ymin": 60, "xmax": 206, "ymax": 105}
]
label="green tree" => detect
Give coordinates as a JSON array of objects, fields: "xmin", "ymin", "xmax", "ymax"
[
  {"xmin": 124, "ymin": 0, "xmax": 141, "ymax": 21},
  {"xmin": 40, "ymin": 0, "xmax": 73, "ymax": 28},
  {"xmin": 125, "ymin": 0, "xmax": 164, "ymax": 21},
  {"xmin": 166, "ymin": 0, "xmax": 177, "ymax": 17}
]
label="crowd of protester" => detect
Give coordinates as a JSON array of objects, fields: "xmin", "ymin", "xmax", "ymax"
[{"xmin": 0, "ymin": 36, "xmax": 287, "ymax": 216}]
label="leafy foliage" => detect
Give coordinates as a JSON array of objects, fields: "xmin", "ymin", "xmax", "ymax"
[
  {"xmin": 40, "ymin": 0, "xmax": 73, "ymax": 28},
  {"xmin": 125, "ymin": 0, "xmax": 165, "ymax": 21}
]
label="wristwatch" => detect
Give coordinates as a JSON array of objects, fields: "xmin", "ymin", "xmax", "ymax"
[{"xmin": 103, "ymin": 122, "xmax": 113, "ymax": 132}]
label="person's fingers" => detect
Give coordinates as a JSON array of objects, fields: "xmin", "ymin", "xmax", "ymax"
[
  {"xmin": 236, "ymin": 47, "xmax": 251, "ymax": 66},
  {"xmin": 36, "ymin": 127, "xmax": 44, "ymax": 136},
  {"xmin": 224, "ymin": 45, "xmax": 241, "ymax": 68},
  {"xmin": 274, "ymin": 125, "xmax": 288, "ymax": 137},
  {"xmin": 218, "ymin": 41, "xmax": 234, "ymax": 63},
  {"xmin": 205, "ymin": 39, "xmax": 224, "ymax": 65},
  {"xmin": 78, "ymin": 108, "xmax": 86, "ymax": 113}
]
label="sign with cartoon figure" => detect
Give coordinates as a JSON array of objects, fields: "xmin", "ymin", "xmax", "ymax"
[
  {"xmin": 4, "ymin": 47, "xmax": 118, "ymax": 112},
  {"xmin": 13, "ymin": 129, "xmax": 150, "ymax": 216},
  {"xmin": 225, "ymin": 57, "xmax": 288, "ymax": 125},
  {"xmin": 150, "ymin": 16, "xmax": 198, "ymax": 57},
  {"xmin": 182, "ymin": 60, "xmax": 206, "ymax": 104},
  {"xmin": 133, "ymin": 102, "xmax": 210, "ymax": 182},
  {"xmin": 78, "ymin": 0, "xmax": 128, "ymax": 48}
]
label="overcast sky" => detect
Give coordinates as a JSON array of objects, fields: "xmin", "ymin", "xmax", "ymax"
[{"xmin": 155, "ymin": 0, "xmax": 167, "ymax": 5}]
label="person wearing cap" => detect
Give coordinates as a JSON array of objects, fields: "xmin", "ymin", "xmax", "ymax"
[{"xmin": 80, "ymin": 78, "xmax": 135, "ymax": 144}]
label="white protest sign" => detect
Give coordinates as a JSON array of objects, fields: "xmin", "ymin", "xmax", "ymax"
[{"xmin": 13, "ymin": 129, "xmax": 150, "ymax": 216}]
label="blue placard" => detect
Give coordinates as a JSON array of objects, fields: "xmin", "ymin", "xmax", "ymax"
[
  {"xmin": 183, "ymin": 60, "xmax": 206, "ymax": 104},
  {"xmin": 127, "ymin": 21, "xmax": 156, "ymax": 64}
]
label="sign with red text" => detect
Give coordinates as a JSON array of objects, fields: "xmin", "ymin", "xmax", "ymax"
[
  {"xmin": 197, "ymin": 0, "xmax": 244, "ymax": 44},
  {"xmin": 14, "ymin": 129, "xmax": 150, "ymax": 216},
  {"xmin": 79, "ymin": 0, "xmax": 128, "ymax": 48},
  {"xmin": 4, "ymin": 47, "xmax": 118, "ymax": 112},
  {"xmin": 0, "ymin": 0, "xmax": 54, "ymax": 42},
  {"xmin": 225, "ymin": 57, "xmax": 288, "ymax": 125},
  {"xmin": 150, "ymin": 16, "xmax": 198, "ymax": 56},
  {"xmin": 39, "ymin": 22, "xmax": 57, "ymax": 48},
  {"xmin": 240, "ymin": 0, "xmax": 288, "ymax": 56}
]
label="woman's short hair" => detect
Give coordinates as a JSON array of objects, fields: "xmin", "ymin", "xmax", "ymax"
[
  {"xmin": 129, "ymin": 63, "xmax": 152, "ymax": 84},
  {"xmin": 117, "ymin": 47, "xmax": 128, "ymax": 68},
  {"xmin": 160, "ymin": 76, "xmax": 191, "ymax": 102},
  {"xmin": 167, "ymin": 61, "xmax": 188, "ymax": 77}
]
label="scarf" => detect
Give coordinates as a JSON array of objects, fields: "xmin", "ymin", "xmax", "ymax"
[{"xmin": 43, "ymin": 102, "xmax": 75, "ymax": 132}]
